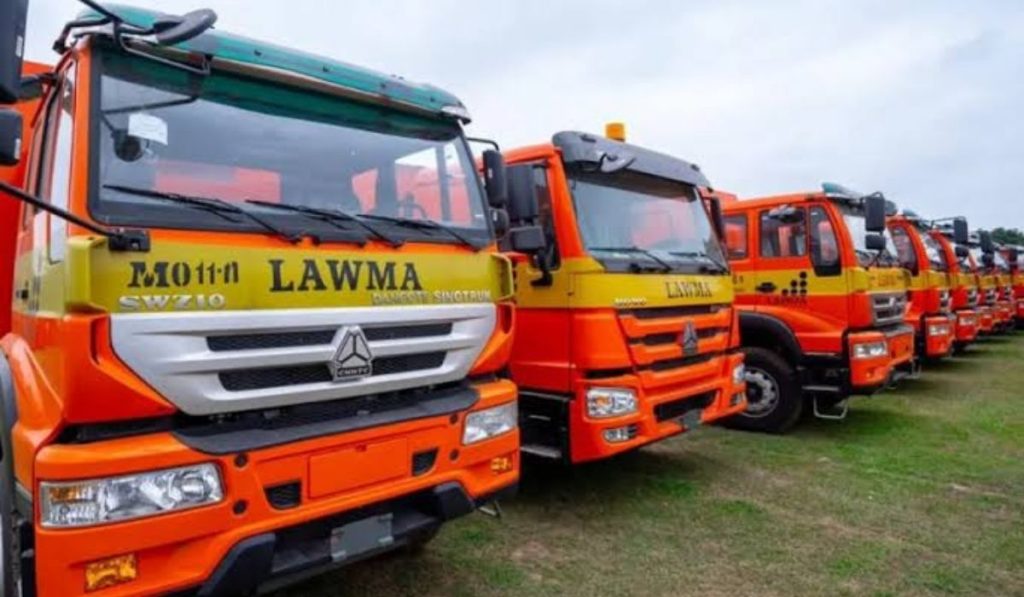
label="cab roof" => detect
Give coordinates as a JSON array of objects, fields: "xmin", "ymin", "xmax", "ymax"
[{"xmin": 85, "ymin": 4, "xmax": 470, "ymax": 121}]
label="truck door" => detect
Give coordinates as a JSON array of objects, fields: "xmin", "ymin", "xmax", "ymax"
[
  {"xmin": 753, "ymin": 204, "xmax": 848, "ymax": 352},
  {"xmin": 13, "ymin": 61, "xmax": 76, "ymax": 340}
]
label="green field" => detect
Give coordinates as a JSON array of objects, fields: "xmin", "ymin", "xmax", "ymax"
[{"xmin": 283, "ymin": 335, "xmax": 1024, "ymax": 596}]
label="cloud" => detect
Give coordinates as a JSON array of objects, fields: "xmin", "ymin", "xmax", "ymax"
[{"xmin": 23, "ymin": 0, "xmax": 1024, "ymax": 229}]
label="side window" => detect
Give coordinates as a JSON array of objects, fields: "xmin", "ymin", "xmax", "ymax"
[
  {"xmin": 809, "ymin": 206, "xmax": 840, "ymax": 274},
  {"xmin": 723, "ymin": 214, "xmax": 748, "ymax": 259},
  {"xmin": 759, "ymin": 208, "xmax": 807, "ymax": 258},
  {"xmin": 35, "ymin": 66, "xmax": 76, "ymax": 261},
  {"xmin": 891, "ymin": 226, "xmax": 917, "ymax": 273}
]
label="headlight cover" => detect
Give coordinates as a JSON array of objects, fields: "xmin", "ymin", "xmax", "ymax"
[
  {"xmin": 463, "ymin": 402, "xmax": 517, "ymax": 445},
  {"xmin": 586, "ymin": 387, "xmax": 637, "ymax": 419},
  {"xmin": 40, "ymin": 463, "xmax": 223, "ymax": 528},
  {"xmin": 732, "ymin": 363, "xmax": 746, "ymax": 385},
  {"xmin": 851, "ymin": 340, "xmax": 887, "ymax": 360},
  {"xmin": 927, "ymin": 323, "xmax": 951, "ymax": 336}
]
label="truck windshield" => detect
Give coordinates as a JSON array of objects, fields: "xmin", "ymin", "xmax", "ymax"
[
  {"xmin": 838, "ymin": 206, "xmax": 898, "ymax": 267},
  {"xmin": 90, "ymin": 49, "xmax": 490, "ymax": 246},
  {"xmin": 567, "ymin": 168, "xmax": 726, "ymax": 274},
  {"xmin": 921, "ymin": 233, "xmax": 949, "ymax": 272}
]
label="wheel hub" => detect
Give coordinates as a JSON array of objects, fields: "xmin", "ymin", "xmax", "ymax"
[{"xmin": 742, "ymin": 367, "xmax": 780, "ymax": 418}]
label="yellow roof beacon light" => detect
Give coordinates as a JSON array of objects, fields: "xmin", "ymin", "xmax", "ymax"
[{"xmin": 605, "ymin": 122, "xmax": 626, "ymax": 142}]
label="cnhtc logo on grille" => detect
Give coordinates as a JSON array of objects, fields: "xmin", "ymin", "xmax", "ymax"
[
  {"xmin": 681, "ymin": 321, "xmax": 699, "ymax": 357},
  {"xmin": 329, "ymin": 326, "xmax": 373, "ymax": 382}
]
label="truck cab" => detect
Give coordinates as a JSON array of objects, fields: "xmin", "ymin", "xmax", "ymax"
[
  {"xmin": 498, "ymin": 129, "xmax": 747, "ymax": 464},
  {"xmin": 999, "ymin": 244, "xmax": 1024, "ymax": 326},
  {"xmin": 0, "ymin": 5, "xmax": 520, "ymax": 595},
  {"xmin": 722, "ymin": 183, "xmax": 915, "ymax": 432},
  {"xmin": 965, "ymin": 232, "xmax": 1006, "ymax": 334},
  {"xmin": 887, "ymin": 212, "xmax": 955, "ymax": 359},
  {"xmin": 926, "ymin": 221, "xmax": 979, "ymax": 351}
]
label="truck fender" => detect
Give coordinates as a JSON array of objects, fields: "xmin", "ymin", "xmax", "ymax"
[{"xmin": 738, "ymin": 312, "xmax": 802, "ymax": 365}]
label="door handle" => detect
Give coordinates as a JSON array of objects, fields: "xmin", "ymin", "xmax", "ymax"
[{"xmin": 755, "ymin": 282, "xmax": 777, "ymax": 293}]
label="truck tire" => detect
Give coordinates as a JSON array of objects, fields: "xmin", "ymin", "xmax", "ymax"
[
  {"xmin": 727, "ymin": 347, "xmax": 802, "ymax": 433},
  {"xmin": 0, "ymin": 456, "xmax": 21, "ymax": 597}
]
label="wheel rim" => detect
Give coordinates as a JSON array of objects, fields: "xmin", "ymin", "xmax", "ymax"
[{"xmin": 742, "ymin": 367, "xmax": 780, "ymax": 418}]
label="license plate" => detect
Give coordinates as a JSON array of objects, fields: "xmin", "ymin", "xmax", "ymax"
[
  {"xmin": 682, "ymin": 408, "xmax": 703, "ymax": 430},
  {"xmin": 330, "ymin": 513, "xmax": 394, "ymax": 562}
]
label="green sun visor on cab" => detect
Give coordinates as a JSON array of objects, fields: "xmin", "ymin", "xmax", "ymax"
[{"xmin": 80, "ymin": 3, "xmax": 471, "ymax": 122}]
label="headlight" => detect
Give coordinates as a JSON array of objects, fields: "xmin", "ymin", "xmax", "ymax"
[
  {"xmin": 927, "ymin": 323, "xmax": 951, "ymax": 336},
  {"xmin": 40, "ymin": 463, "xmax": 223, "ymax": 528},
  {"xmin": 463, "ymin": 402, "xmax": 517, "ymax": 445},
  {"xmin": 586, "ymin": 387, "xmax": 637, "ymax": 419},
  {"xmin": 851, "ymin": 340, "xmax": 887, "ymax": 360},
  {"xmin": 959, "ymin": 315, "xmax": 976, "ymax": 326},
  {"xmin": 732, "ymin": 363, "xmax": 746, "ymax": 385}
]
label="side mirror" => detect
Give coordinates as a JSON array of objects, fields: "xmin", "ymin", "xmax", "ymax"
[
  {"xmin": 982, "ymin": 253, "xmax": 994, "ymax": 268},
  {"xmin": 865, "ymin": 233, "xmax": 886, "ymax": 252},
  {"xmin": 0, "ymin": 0, "xmax": 27, "ymax": 104},
  {"xmin": 481, "ymin": 150, "xmax": 507, "ymax": 208},
  {"xmin": 506, "ymin": 164, "xmax": 540, "ymax": 224},
  {"xmin": 508, "ymin": 225, "xmax": 546, "ymax": 253},
  {"xmin": 952, "ymin": 218, "xmax": 968, "ymax": 245},
  {"xmin": 864, "ymin": 193, "xmax": 887, "ymax": 233},
  {"xmin": 152, "ymin": 9, "xmax": 218, "ymax": 46},
  {"xmin": 979, "ymin": 230, "xmax": 995, "ymax": 254},
  {"xmin": 707, "ymin": 196, "xmax": 725, "ymax": 242},
  {"xmin": 955, "ymin": 245, "xmax": 969, "ymax": 259},
  {"xmin": 0, "ymin": 108, "xmax": 22, "ymax": 166}
]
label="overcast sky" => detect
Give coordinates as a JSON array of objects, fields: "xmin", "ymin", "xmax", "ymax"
[{"xmin": 23, "ymin": 0, "xmax": 1024, "ymax": 229}]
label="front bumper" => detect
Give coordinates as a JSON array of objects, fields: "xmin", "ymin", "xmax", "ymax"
[
  {"xmin": 954, "ymin": 310, "xmax": 979, "ymax": 344},
  {"xmin": 848, "ymin": 325, "xmax": 915, "ymax": 393},
  {"xmin": 922, "ymin": 314, "xmax": 955, "ymax": 358},
  {"xmin": 31, "ymin": 379, "xmax": 519, "ymax": 596},
  {"xmin": 994, "ymin": 300, "xmax": 1014, "ymax": 331},
  {"xmin": 568, "ymin": 352, "xmax": 747, "ymax": 464},
  {"xmin": 978, "ymin": 306, "xmax": 995, "ymax": 333}
]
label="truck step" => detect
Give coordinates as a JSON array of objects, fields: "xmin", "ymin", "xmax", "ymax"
[
  {"xmin": 521, "ymin": 445, "xmax": 562, "ymax": 459},
  {"xmin": 803, "ymin": 384, "xmax": 843, "ymax": 394}
]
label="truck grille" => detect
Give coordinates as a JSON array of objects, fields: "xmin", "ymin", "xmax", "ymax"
[
  {"xmin": 615, "ymin": 304, "xmax": 732, "ymax": 389},
  {"xmin": 110, "ymin": 304, "xmax": 495, "ymax": 416},
  {"xmin": 967, "ymin": 288, "xmax": 979, "ymax": 308},
  {"xmin": 654, "ymin": 391, "xmax": 716, "ymax": 422},
  {"xmin": 939, "ymin": 290, "xmax": 951, "ymax": 313},
  {"xmin": 985, "ymin": 288, "xmax": 998, "ymax": 306},
  {"xmin": 871, "ymin": 292, "xmax": 908, "ymax": 326}
]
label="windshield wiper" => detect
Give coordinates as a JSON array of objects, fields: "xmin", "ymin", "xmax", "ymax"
[
  {"xmin": 666, "ymin": 250, "xmax": 729, "ymax": 273},
  {"xmin": 360, "ymin": 214, "xmax": 482, "ymax": 251},
  {"xmin": 103, "ymin": 184, "xmax": 302, "ymax": 244},
  {"xmin": 588, "ymin": 245, "xmax": 673, "ymax": 273},
  {"xmin": 245, "ymin": 200, "xmax": 403, "ymax": 248}
]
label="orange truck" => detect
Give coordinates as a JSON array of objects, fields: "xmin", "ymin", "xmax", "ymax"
[
  {"xmin": 721, "ymin": 183, "xmax": 915, "ymax": 432},
  {"xmin": 999, "ymin": 244, "xmax": 1024, "ymax": 326},
  {"xmin": 496, "ymin": 126, "xmax": 747, "ymax": 464},
  {"xmin": 926, "ymin": 219, "xmax": 980, "ymax": 352},
  {"xmin": 0, "ymin": 3, "xmax": 528, "ymax": 595},
  {"xmin": 963, "ymin": 231, "xmax": 1008, "ymax": 334},
  {"xmin": 887, "ymin": 211, "xmax": 955, "ymax": 360}
]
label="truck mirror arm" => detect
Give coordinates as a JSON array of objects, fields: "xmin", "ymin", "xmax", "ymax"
[{"xmin": 0, "ymin": 180, "xmax": 150, "ymax": 251}]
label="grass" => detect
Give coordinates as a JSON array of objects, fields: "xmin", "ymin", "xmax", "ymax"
[{"xmin": 281, "ymin": 335, "xmax": 1024, "ymax": 596}]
